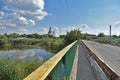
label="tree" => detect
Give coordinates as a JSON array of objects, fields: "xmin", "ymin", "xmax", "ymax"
[
  {"xmin": 119, "ymin": 35, "xmax": 120, "ymax": 38},
  {"xmin": 59, "ymin": 35, "xmax": 65, "ymax": 38},
  {"xmin": 21, "ymin": 34, "xmax": 26, "ymax": 38},
  {"xmin": 8, "ymin": 33, "xmax": 20, "ymax": 38},
  {"xmin": 97, "ymin": 33, "xmax": 105, "ymax": 37},
  {"xmin": 82, "ymin": 33, "xmax": 89, "ymax": 39},
  {"xmin": 13, "ymin": 33, "xmax": 19, "ymax": 38},
  {"xmin": 0, "ymin": 35, "xmax": 7, "ymax": 38},
  {"xmin": 64, "ymin": 29, "xmax": 81, "ymax": 45},
  {"xmin": 4, "ymin": 33, "xmax": 7, "ymax": 37},
  {"xmin": 112, "ymin": 35, "xmax": 118, "ymax": 38},
  {"xmin": 26, "ymin": 33, "xmax": 40, "ymax": 38}
]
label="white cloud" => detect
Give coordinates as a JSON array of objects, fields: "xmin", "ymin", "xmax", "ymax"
[
  {"xmin": 53, "ymin": 27, "xmax": 59, "ymax": 32},
  {"xmin": 61, "ymin": 26, "xmax": 119, "ymax": 36},
  {"xmin": 80, "ymin": 24, "xmax": 89, "ymax": 29},
  {"xmin": 19, "ymin": 50, "xmax": 35, "ymax": 59},
  {"xmin": 38, "ymin": 26, "xmax": 79, "ymax": 36},
  {"xmin": 37, "ymin": 25, "xmax": 99, "ymax": 36},
  {"xmin": 0, "ymin": 26, "xmax": 6, "ymax": 30},
  {"xmin": 0, "ymin": 11, "xmax": 5, "ymax": 16},
  {"xmin": 0, "ymin": 11, "xmax": 36, "ymax": 33},
  {"xmin": 18, "ymin": 16, "xmax": 35, "ymax": 26},
  {"xmin": 39, "ymin": 27, "xmax": 48, "ymax": 34},
  {"xmin": 18, "ymin": 28, "xmax": 33, "ymax": 34},
  {"xmin": 83, "ymin": 28, "xmax": 108, "ymax": 35},
  {"xmin": 38, "ymin": 25, "xmax": 120, "ymax": 36},
  {"xmin": 114, "ymin": 21, "xmax": 120, "ymax": 27},
  {"xmin": 0, "ymin": 12, "xmax": 35, "ymax": 32},
  {"xmin": 2, "ymin": 0, "xmax": 48, "ymax": 20},
  {"xmin": 0, "ymin": 0, "xmax": 48, "ymax": 34}
]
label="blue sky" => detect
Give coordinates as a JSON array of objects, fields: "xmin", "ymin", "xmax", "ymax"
[{"xmin": 0, "ymin": 0, "xmax": 120, "ymax": 36}]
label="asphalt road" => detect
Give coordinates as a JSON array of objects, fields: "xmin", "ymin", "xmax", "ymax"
[
  {"xmin": 76, "ymin": 44, "xmax": 96, "ymax": 80},
  {"xmin": 82, "ymin": 40, "xmax": 120, "ymax": 76}
]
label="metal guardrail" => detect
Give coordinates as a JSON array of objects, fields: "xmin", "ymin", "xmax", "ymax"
[
  {"xmin": 24, "ymin": 41, "xmax": 77, "ymax": 80},
  {"xmin": 81, "ymin": 40, "xmax": 120, "ymax": 80}
]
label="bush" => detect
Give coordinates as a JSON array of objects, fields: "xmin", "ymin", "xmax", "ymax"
[
  {"xmin": 64, "ymin": 29, "xmax": 81, "ymax": 45},
  {"xmin": 0, "ymin": 40, "xmax": 6, "ymax": 46}
]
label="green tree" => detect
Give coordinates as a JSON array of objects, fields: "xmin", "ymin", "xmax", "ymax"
[
  {"xmin": 82, "ymin": 33, "xmax": 89, "ymax": 39},
  {"xmin": 97, "ymin": 33, "xmax": 105, "ymax": 37},
  {"xmin": 119, "ymin": 35, "xmax": 120, "ymax": 38},
  {"xmin": 4, "ymin": 33, "xmax": 7, "ymax": 37},
  {"xmin": 64, "ymin": 29, "xmax": 81, "ymax": 45},
  {"xmin": 0, "ymin": 35, "xmax": 7, "ymax": 38},
  {"xmin": 59, "ymin": 35, "xmax": 65, "ymax": 38},
  {"xmin": 26, "ymin": 33, "xmax": 41, "ymax": 38},
  {"xmin": 8, "ymin": 33, "xmax": 19, "ymax": 38},
  {"xmin": 112, "ymin": 35, "xmax": 118, "ymax": 38}
]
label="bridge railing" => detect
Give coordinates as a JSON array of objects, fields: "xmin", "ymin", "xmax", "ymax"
[{"xmin": 24, "ymin": 40, "xmax": 78, "ymax": 80}]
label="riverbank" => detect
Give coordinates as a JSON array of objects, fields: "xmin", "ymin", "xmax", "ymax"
[
  {"xmin": 0, "ymin": 38, "xmax": 64, "ymax": 53},
  {"xmin": 0, "ymin": 38, "xmax": 64, "ymax": 80}
]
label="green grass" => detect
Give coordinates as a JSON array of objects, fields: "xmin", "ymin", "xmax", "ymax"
[
  {"xmin": 0, "ymin": 38, "xmax": 64, "ymax": 80},
  {"xmin": 0, "ymin": 38, "xmax": 64, "ymax": 53},
  {"xmin": 0, "ymin": 58, "xmax": 41, "ymax": 80},
  {"xmin": 92, "ymin": 37, "xmax": 110, "ymax": 43},
  {"xmin": 112, "ymin": 38, "xmax": 120, "ymax": 42},
  {"xmin": 90, "ymin": 37, "xmax": 120, "ymax": 44}
]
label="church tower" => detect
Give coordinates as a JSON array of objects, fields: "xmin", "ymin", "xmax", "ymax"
[{"xmin": 47, "ymin": 27, "xmax": 52, "ymax": 35}]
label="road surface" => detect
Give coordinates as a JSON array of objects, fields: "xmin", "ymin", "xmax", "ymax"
[
  {"xmin": 82, "ymin": 40, "xmax": 120, "ymax": 77},
  {"xmin": 76, "ymin": 44, "xmax": 96, "ymax": 80}
]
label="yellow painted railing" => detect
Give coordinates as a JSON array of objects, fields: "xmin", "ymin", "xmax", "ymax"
[{"xmin": 24, "ymin": 41, "xmax": 77, "ymax": 80}]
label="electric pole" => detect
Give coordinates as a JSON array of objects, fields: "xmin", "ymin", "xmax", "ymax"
[{"xmin": 110, "ymin": 25, "xmax": 112, "ymax": 43}]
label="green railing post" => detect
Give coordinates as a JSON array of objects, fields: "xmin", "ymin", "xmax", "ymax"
[
  {"xmin": 51, "ymin": 60, "xmax": 62, "ymax": 80},
  {"xmin": 64, "ymin": 43, "xmax": 77, "ymax": 80}
]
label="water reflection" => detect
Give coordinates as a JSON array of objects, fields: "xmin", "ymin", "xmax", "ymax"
[{"xmin": 0, "ymin": 49, "xmax": 54, "ymax": 62}]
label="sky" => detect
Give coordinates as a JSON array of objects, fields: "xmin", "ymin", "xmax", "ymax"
[{"xmin": 0, "ymin": 0, "xmax": 120, "ymax": 36}]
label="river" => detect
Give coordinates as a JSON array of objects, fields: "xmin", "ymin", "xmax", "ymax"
[
  {"xmin": 0, "ymin": 47, "xmax": 66, "ymax": 79},
  {"xmin": 0, "ymin": 48, "xmax": 54, "ymax": 62}
]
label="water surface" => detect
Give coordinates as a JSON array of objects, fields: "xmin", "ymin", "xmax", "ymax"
[{"xmin": 0, "ymin": 48, "xmax": 54, "ymax": 62}]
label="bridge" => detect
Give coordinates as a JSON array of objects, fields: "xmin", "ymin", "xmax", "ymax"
[{"xmin": 24, "ymin": 40, "xmax": 120, "ymax": 80}]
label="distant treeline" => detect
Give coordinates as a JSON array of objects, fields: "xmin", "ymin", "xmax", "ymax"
[
  {"xmin": 1, "ymin": 32, "xmax": 120, "ymax": 39},
  {"xmin": 1, "ymin": 32, "xmax": 120, "ymax": 51},
  {"xmin": 0, "ymin": 33, "xmax": 51, "ymax": 38}
]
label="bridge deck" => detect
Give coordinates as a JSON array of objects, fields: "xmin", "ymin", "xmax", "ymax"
[
  {"xmin": 76, "ymin": 44, "xmax": 96, "ymax": 80},
  {"xmin": 82, "ymin": 40, "xmax": 120, "ymax": 77}
]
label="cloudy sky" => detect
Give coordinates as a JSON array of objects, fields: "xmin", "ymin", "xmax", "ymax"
[{"xmin": 0, "ymin": 0, "xmax": 120, "ymax": 36}]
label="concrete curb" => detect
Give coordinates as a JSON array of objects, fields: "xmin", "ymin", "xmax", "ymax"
[
  {"xmin": 82, "ymin": 43, "xmax": 109, "ymax": 80},
  {"xmin": 70, "ymin": 44, "xmax": 79, "ymax": 80},
  {"xmin": 81, "ymin": 40, "xmax": 120, "ymax": 80}
]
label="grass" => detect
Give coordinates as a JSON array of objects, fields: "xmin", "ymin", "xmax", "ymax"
[
  {"xmin": 0, "ymin": 37, "xmax": 64, "ymax": 80},
  {"xmin": 0, "ymin": 58, "xmax": 41, "ymax": 80},
  {"xmin": 0, "ymin": 38, "xmax": 64, "ymax": 53},
  {"xmin": 112, "ymin": 38, "xmax": 120, "ymax": 42},
  {"xmin": 90, "ymin": 37, "xmax": 120, "ymax": 44}
]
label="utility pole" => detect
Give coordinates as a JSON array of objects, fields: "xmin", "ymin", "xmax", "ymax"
[{"xmin": 110, "ymin": 25, "xmax": 112, "ymax": 43}]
